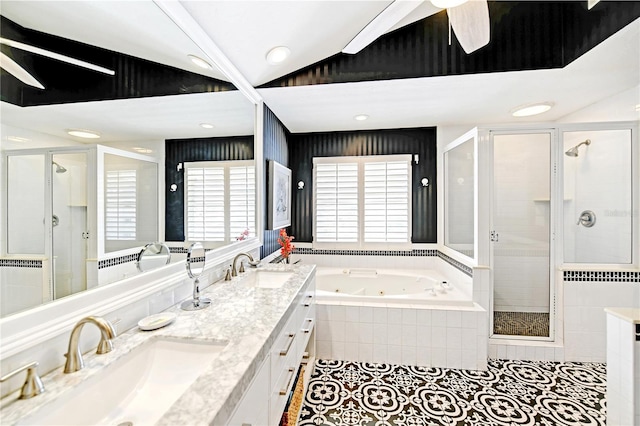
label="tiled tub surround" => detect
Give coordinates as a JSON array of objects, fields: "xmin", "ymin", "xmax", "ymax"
[
  {"xmin": 0, "ymin": 264, "xmax": 316, "ymax": 426},
  {"xmin": 296, "ymin": 253, "xmax": 487, "ymax": 370}
]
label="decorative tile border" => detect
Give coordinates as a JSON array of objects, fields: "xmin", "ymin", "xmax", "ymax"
[
  {"xmin": 437, "ymin": 251, "xmax": 473, "ymax": 277},
  {"xmin": 563, "ymin": 270, "xmax": 640, "ymax": 283},
  {"xmin": 292, "ymin": 248, "xmax": 473, "ymax": 277},
  {"xmin": 0, "ymin": 259, "xmax": 43, "ymax": 268},
  {"xmin": 293, "ymin": 248, "xmax": 438, "ymax": 257},
  {"xmin": 98, "ymin": 253, "xmax": 138, "ymax": 269}
]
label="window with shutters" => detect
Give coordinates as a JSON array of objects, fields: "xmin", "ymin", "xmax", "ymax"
[
  {"xmin": 313, "ymin": 155, "xmax": 411, "ymax": 249},
  {"xmin": 184, "ymin": 161, "xmax": 255, "ymax": 246},
  {"xmin": 105, "ymin": 169, "xmax": 137, "ymax": 240}
]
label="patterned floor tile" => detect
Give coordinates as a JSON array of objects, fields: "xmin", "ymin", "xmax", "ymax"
[{"xmin": 299, "ymin": 359, "xmax": 606, "ymax": 426}]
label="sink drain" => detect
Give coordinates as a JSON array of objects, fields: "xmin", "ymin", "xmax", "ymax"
[{"xmin": 117, "ymin": 422, "xmax": 133, "ymax": 426}]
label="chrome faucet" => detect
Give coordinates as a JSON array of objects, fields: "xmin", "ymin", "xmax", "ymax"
[
  {"xmin": 231, "ymin": 252, "xmax": 259, "ymax": 276},
  {"xmin": 64, "ymin": 316, "xmax": 116, "ymax": 374},
  {"xmin": 0, "ymin": 361, "xmax": 45, "ymax": 399}
]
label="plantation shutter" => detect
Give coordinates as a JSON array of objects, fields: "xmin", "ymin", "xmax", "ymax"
[
  {"xmin": 229, "ymin": 165, "xmax": 255, "ymax": 239},
  {"xmin": 314, "ymin": 155, "xmax": 411, "ymax": 248},
  {"xmin": 184, "ymin": 161, "xmax": 254, "ymax": 244},
  {"xmin": 185, "ymin": 166, "xmax": 225, "ymax": 242},
  {"xmin": 314, "ymin": 161, "xmax": 359, "ymax": 243},
  {"xmin": 364, "ymin": 160, "xmax": 411, "ymax": 242},
  {"xmin": 105, "ymin": 169, "xmax": 137, "ymax": 240}
]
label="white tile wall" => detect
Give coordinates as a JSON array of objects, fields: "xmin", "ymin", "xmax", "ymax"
[
  {"xmin": 0, "ymin": 266, "xmax": 49, "ymax": 317},
  {"xmin": 564, "ymin": 281, "xmax": 638, "ymax": 362},
  {"xmin": 316, "ymin": 301, "xmax": 488, "ymax": 370}
]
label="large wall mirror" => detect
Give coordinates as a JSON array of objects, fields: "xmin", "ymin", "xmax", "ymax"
[{"xmin": 0, "ymin": 1, "xmax": 256, "ymax": 319}]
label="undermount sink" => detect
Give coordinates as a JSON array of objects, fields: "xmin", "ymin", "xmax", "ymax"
[
  {"xmin": 18, "ymin": 337, "xmax": 226, "ymax": 426},
  {"xmin": 243, "ymin": 270, "xmax": 293, "ymax": 289}
]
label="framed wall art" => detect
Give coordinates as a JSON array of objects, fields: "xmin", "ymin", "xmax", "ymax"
[{"xmin": 268, "ymin": 160, "xmax": 292, "ymax": 230}]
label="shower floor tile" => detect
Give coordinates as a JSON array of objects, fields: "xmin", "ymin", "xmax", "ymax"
[
  {"xmin": 299, "ymin": 359, "xmax": 606, "ymax": 425},
  {"xmin": 493, "ymin": 311, "xmax": 550, "ymax": 337}
]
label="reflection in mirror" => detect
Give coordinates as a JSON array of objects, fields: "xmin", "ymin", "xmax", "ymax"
[
  {"xmin": 136, "ymin": 243, "xmax": 171, "ymax": 273},
  {"xmin": 444, "ymin": 137, "xmax": 475, "ymax": 258},
  {"xmin": 181, "ymin": 242, "xmax": 211, "ymax": 311},
  {"xmin": 103, "ymin": 153, "xmax": 158, "ymax": 253},
  {"xmin": 0, "ymin": 1, "xmax": 255, "ymax": 319}
]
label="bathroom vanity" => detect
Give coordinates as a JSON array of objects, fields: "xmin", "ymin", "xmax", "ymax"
[{"xmin": 0, "ymin": 264, "xmax": 316, "ymax": 426}]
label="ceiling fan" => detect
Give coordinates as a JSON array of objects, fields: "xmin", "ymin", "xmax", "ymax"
[
  {"xmin": 0, "ymin": 37, "xmax": 115, "ymax": 90},
  {"xmin": 342, "ymin": 0, "xmax": 490, "ymax": 55}
]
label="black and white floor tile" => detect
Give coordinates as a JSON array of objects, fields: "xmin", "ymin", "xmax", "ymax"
[{"xmin": 299, "ymin": 359, "xmax": 606, "ymax": 425}]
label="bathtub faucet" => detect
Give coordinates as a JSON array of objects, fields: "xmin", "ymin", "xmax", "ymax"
[{"xmin": 440, "ymin": 281, "xmax": 450, "ymax": 292}]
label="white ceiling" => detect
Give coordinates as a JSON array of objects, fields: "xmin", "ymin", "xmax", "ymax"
[{"xmin": 0, "ymin": 1, "xmax": 638, "ymax": 144}]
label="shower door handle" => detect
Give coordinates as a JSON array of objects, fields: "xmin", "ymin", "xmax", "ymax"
[{"xmin": 577, "ymin": 210, "xmax": 596, "ymax": 227}]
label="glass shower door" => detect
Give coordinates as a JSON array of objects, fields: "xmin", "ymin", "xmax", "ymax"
[
  {"xmin": 51, "ymin": 152, "xmax": 88, "ymax": 299},
  {"xmin": 491, "ymin": 132, "xmax": 552, "ymax": 339}
]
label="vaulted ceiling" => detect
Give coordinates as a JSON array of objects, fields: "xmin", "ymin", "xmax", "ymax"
[{"xmin": 1, "ymin": 1, "xmax": 638, "ymax": 141}]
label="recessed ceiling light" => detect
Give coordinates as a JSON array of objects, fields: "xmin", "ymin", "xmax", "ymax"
[
  {"xmin": 66, "ymin": 129, "xmax": 100, "ymax": 139},
  {"xmin": 188, "ymin": 54, "xmax": 213, "ymax": 70},
  {"xmin": 266, "ymin": 46, "xmax": 291, "ymax": 65},
  {"xmin": 511, "ymin": 102, "xmax": 554, "ymax": 117},
  {"xmin": 200, "ymin": 123, "xmax": 214, "ymax": 129},
  {"xmin": 354, "ymin": 114, "xmax": 369, "ymax": 121},
  {"xmin": 431, "ymin": 0, "xmax": 468, "ymax": 8}
]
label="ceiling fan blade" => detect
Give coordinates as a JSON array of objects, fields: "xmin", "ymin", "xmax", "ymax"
[
  {"xmin": 447, "ymin": 0, "xmax": 490, "ymax": 54},
  {"xmin": 342, "ymin": 0, "xmax": 424, "ymax": 54},
  {"xmin": 0, "ymin": 51, "xmax": 45, "ymax": 89},
  {"xmin": 0, "ymin": 37, "xmax": 115, "ymax": 75}
]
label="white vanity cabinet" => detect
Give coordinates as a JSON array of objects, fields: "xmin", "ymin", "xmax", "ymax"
[
  {"xmin": 226, "ymin": 355, "xmax": 270, "ymax": 426},
  {"xmin": 227, "ymin": 274, "xmax": 316, "ymax": 426}
]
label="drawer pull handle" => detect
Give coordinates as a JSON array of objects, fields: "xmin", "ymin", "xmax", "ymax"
[
  {"xmin": 279, "ymin": 333, "xmax": 295, "ymax": 356},
  {"xmin": 301, "ymin": 318, "xmax": 314, "ymax": 333},
  {"xmin": 303, "ymin": 295, "xmax": 314, "ymax": 307},
  {"xmin": 279, "ymin": 367, "xmax": 296, "ymax": 395}
]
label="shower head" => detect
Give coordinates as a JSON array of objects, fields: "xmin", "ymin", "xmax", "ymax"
[
  {"xmin": 52, "ymin": 161, "xmax": 67, "ymax": 173},
  {"xmin": 565, "ymin": 139, "xmax": 591, "ymax": 157}
]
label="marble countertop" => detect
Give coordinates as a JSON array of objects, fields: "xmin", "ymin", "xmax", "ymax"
[
  {"xmin": 605, "ymin": 307, "xmax": 640, "ymax": 324},
  {"xmin": 1, "ymin": 263, "xmax": 316, "ymax": 426}
]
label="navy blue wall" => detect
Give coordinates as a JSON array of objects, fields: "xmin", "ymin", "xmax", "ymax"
[
  {"xmin": 262, "ymin": 105, "xmax": 290, "ymax": 258},
  {"xmin": 288, "ymin": 128, "xmax": 437, "ymax": 244}
]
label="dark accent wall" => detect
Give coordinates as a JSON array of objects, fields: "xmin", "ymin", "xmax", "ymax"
[
  {"xmin": 165, "ymin": 136, "xmax": 254, "ymax": 241},
  {"xmin": 289, "ymin": 128, "xmax": 437, "ymax": 243},
  {"xmin": 0, "ymin": 16, "xmax": 235, "ymax": 107},
  {"xmin": 260, "ymin": 1, "xmax": 640, "ymax": 88},
  {"xmin": 262, "ymin": 105, "xmax": 290, "ymax": 258}
]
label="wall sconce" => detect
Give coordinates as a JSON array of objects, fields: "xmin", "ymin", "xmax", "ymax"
[
  {"xmin": 170, "ymin": 184, "xmax": 178, "ymax": 192},
  {"xmin": 414, "ymin": 154, "xmax": 419, "ymax": 164},
  {"xmin": 421, "ymin": 178, "xmax": 429, "ymax": 187},
  {"xmin": 177, "ymin": 163, "xmax": 183, "ymax": 172},
  {"xmin": 298, "ymin": 181, "xmax": 305, "ymax": 190}
]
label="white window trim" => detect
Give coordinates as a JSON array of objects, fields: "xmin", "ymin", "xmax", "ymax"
[
  {"xmin": 312, "ymin": 154, "xmax": 412, "ymax": 250},
  {"xmin": 184, "ymin": 160, "xmax": 255, "ymax": 247}
]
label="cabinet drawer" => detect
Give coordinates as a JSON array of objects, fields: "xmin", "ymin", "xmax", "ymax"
[
  {"xmin": 270, "ymin": 308, "xmax": 300, "ymax": 389},
  {"xmin": 269, "ymin": 358, "xmax": 299, "ymax": 426}
]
